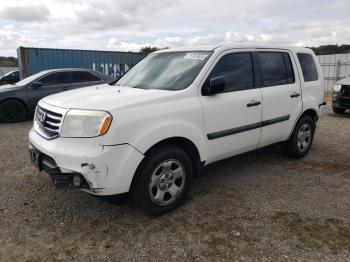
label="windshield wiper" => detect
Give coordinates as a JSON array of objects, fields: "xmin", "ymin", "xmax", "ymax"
[
  {"xmin": 108, "ymin": 79, "xmax": 119, "ymax": 85},
  {"xmin": 132, "ymin": 85, "xmax": 148, "ymax": 89}
]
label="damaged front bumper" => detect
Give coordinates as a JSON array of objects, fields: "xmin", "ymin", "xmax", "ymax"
[
  {"xmin": 29, "ymin": 144, "xmax": 91, "ymax": 189},
  {"xmin": 28, "ymin": 128, "xmax": 144, "ymax": 195}
]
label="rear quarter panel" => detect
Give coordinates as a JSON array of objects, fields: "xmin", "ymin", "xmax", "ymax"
[{"xmin": 294, "ymin": 50, "xmax": 325, "ymax": 116}]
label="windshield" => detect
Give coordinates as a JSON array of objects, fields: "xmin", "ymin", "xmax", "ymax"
[
  {"xmin": 14, "ymin": 71, "xmax": 49, "ymax": 86},
  {"xmin": 4, "ymin": 70, "xmax": 17, "ymax": 77},
  {"xmin": 117, "ymin": 51, "xmax": 211, "ymax": 90}
]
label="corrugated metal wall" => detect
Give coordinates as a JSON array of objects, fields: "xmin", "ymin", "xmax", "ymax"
[
  {"xmin": 17, "ymin": 47, "xmax": 147, "ymax": 79},
  {"xmin": 317, "ymin": 53, "xmax": 350, "ymax": 91},
  {"xmin": 17, "ymin": 47, "xmax": 349, "ymax": 91}
]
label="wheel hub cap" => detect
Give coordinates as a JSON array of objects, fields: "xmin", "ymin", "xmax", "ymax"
[
  {"xmin": 149, "ymin": 159, "xmax": 185, "ymax": 206},
  {"xmin": 158, "ymin": 173, "xmax": 173, "ymax": 190},
  {"xmin": 297, "ymin": 123, "xmax": 311, "ymax": 152}
]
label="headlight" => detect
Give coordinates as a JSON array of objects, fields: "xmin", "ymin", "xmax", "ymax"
[
  {"xmin": 60, "ymin": 109, "xmax": 112, "ymax": 138},
  {"xmin": 333, "ymin": 84, "xmax": 341, "ymax": 92}
]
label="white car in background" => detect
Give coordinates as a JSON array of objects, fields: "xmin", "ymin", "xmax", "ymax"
[{"xmin": 29, "ymin": 45, "xmax": 325, "ymax": 215}]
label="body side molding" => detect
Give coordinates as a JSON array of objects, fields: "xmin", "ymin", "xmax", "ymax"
[{"xmin": 207, "ymin": 115, "xmax": 290, "ymax": 140}]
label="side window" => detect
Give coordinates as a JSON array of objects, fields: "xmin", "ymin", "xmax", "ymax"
[
  {"xmin": 10, "ymin": 72, "xmax": 19, "ymax": 78},
  {"xmin": 71, "ymin": 71, "xmax": 100, "ymax": 83},
  {"xmin": 297, "ymin": 53, "xmax": 318, "ymax": 82},
  {"xmin": 208, "ymin": 52, "xmax": 254, "ymax": 93},
  {"xmin": 40, "ymin": 72, "xmax": 69, "ymax": 86},
  {"xmin": 258, "ymin": 52, "xmax": 295, "ymax": 87}
]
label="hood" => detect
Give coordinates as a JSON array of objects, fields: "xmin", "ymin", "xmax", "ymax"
[
  {"xmin": 337, "ymin": 77, "xmax": 350, "ymax": 85},
  {"xmin": 0, "ymin": 84, "xmax": 16, "ymax": 91},
  {"xmin": 42, "ymin": 84, "xmax": 175, "ymax": 111}
]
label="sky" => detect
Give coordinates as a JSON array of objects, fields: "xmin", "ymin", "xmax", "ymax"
[{"xmin": 0, "ymin": 0, "xmax": 349, "ymax": 56}]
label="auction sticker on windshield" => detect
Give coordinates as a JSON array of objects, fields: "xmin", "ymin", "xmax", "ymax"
[{"xmin": 184, "ymin": 53, "xmax": 208, "ymax": 60}]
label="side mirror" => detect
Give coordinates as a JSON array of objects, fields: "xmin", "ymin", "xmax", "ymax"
[
  {"xmin": 31, "ymin": 81, "xmax": 42, "ymax": 88},
  {"xmin": 204, "ymin": 76, "xmax": 225, "ymax": 96}
]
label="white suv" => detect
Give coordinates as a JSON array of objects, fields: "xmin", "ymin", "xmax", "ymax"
[{"xmin": 29, "ymin": 45, "xmax": 326, "ymax": 215}]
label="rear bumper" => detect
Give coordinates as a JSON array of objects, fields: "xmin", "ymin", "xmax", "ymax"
[{"xmin": 28, "ymin": 128, "xmax": 144, "ymax": 195}]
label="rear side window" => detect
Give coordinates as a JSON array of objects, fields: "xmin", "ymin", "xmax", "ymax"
[
  {"xmin": 10, "ymin": 71, "xmax": 19, "ymax": 78},
  {"xmin": 258, "ymin": 52, "xmax": 295, "ymax": 87},
  {"xmin": 208, "ymin": 52, "xmax": 254, "ymax": 93},
  {"xmin": 71, "ymin": 71, "xmax": 100, "ymax": 83},
  {"xmin": 40, "ymin": 72, "xmax": 69, "ymax": 86},
  {"xmin": 297, "ymin": 53, "xmax": 318, "ymax": 82}
]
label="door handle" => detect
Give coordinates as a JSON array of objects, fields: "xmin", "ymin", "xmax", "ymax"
[
  {"xmin": 62, "ymin": 87, "xmax": 69, "ymax": 90},
  {"xmin": 247, "ymin": 100, "xmax": 261, "ymax": 107},
  {"xmin": 290, "ymin": 92, "xmax": 300, "ymax": 98}
]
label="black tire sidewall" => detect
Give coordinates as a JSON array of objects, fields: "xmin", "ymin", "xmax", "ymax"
[
  {"xmin": 332, "ymin": 107, "xmax": 346, "ymax": 114},
  {"xmin": 132, "ymin": 145, "xmax": 193, "ymax": 216},
  {"xmin": 0, "ymin": 100, "xmax": 26, "ymax": 123}
]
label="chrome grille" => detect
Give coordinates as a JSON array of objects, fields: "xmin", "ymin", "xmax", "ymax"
[{"xmin": 35, "ymin": 106, "xmax": 63, "ymax": 139}]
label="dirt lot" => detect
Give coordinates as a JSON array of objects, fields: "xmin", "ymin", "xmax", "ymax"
[{"xmin": 0, "ymin": 109, "xmax": 349, "ymax": 261}]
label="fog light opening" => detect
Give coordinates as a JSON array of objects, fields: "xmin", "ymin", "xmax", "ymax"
[{"xmin": 72, "ymin": 175, "xmax": 83, "ymax": 187}]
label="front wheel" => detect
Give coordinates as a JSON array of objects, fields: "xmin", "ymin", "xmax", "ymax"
[
  {"xmin": 0, "ymin": 99, "xmax": 27, "ymax": 123},
  {"xmin": 132, "ymin": 145, "xmax": 193, "ymax": 216},
  {"xmin": 282, "ymin": 115, "xmax": 315, "ymax": 158}
]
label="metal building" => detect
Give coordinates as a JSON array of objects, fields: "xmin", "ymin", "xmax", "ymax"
[
  {"xmin": 17, "ymin": 47, "xmax": 147, "ymax": 79},
  {"xmin": 317, "ymin": 53, "xmax": 350, "ymax": 91}
]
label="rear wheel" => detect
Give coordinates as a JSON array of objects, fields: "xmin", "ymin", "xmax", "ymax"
[
  {"xmin": 282, "ymin": 115, "xmax": 315, "ymax": 158},
  {"xmin": 0, "ymin": 99, "xmax": 27, "ymax": 123},
  {"xmin": 132, "ymin": 144, "xmax": 193, "ymax": 216},
  {"xmin": 333, "ymin": 107, "xmax": 346, "ymax": 114}
]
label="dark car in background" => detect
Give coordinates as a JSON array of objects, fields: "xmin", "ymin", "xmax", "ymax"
[
  {"xmin": 332, "ymin": 77, "xmax": 350, "ymax": 114},
  {"xmin": 0, "ymin": 68, "xmax": 116, "ymax": 123},
  {"xmin": 0, "ymin": 70, "xmax": 20, "ymax": 85}
]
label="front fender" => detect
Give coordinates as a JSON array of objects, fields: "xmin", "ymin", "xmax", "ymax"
[
  {"xmin": 105, "ymin": 95, "xmax": 207, "ymax": 161},
  {"xmin": 132, "ymin": 122, "xmax": 208, "ymax": 162}
]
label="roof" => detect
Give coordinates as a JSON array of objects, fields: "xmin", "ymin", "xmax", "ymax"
[
  {"xmin": 38, "ymin": 68, "xmax": 97, "ymax": 74},
  {"xmin": 28, "ymin": 68, "xmax": 116, "ymax": 81},
  {"xmin": 156, "ymin": 44, "xmax": 312, "ymax": 53}
]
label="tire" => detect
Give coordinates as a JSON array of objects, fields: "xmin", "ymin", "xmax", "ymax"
[
  {"xmin": 333, "ymin": 107, "xmax": 346, "ymax": 114},
  {"xmin": 132, "ymin": 144, "xmax": 193, "ymax": 216},
  {"xmin": 0, "ymin": 99, "xmax": 27, "ymax": 123},
  {"xmin": 282, "ymin": 115, "xmax": 315, "ymax": 158}
]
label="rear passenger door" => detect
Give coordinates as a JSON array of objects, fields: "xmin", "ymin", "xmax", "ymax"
[
  {"xmin": 69, "ymin": 71, "xmax": 103, "ymax": 90},
  {"xmin": 200, "ymin": 51, "xmax": 263, "ymax": 163},
  {"xmin": 257, "ymin": 51, "xmax": 302, "ymax": 148}
]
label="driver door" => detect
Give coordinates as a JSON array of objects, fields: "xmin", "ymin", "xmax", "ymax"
[{"xmin": 199, "ymin": 51, "xmax": 263, "ymax": 164}]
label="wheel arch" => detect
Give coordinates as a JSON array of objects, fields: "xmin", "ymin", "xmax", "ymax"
[
  {"xmin": 130, "ymin": 136, "xmax": 204, "ymax": 193},
  {"xmin": 144, "ymin": 136, "xmax": 203, "ymax": 177},
  {"xmin": 0, "ymin": 97, "xmax": 28, "ymax": 110},
  {"xmin": 288, "ymin": 108, "xmax": 318, "ymax": 139},
  {"xmin": 0, "ymin": 97, "xmax": 29, "ymax": 117}
]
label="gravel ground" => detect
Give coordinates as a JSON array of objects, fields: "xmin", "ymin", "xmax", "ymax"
[{"xmin": 0, "ymin": 109, "xmax": 349, "ymax": 261}]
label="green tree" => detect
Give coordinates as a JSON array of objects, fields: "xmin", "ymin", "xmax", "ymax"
[
  {"xmin": 309, "ymin": 45, "xmax": 350, "ymax": 55},
  {"xmin": 0, "ymin": 56, "xmax": 17, "ymax": 67},
  {"xmin": 139, "ymin": 46, "xmax": 161, "ymax": 54}
]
